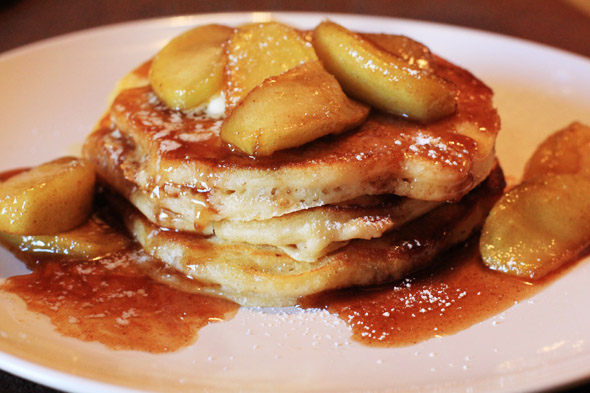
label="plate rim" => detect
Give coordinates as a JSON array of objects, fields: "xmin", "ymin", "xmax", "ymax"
[{"xmin": 0, "ymin": 11, "xmax": 590, "ymax": 393}]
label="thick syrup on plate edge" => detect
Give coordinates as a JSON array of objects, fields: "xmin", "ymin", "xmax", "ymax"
[
  {"xmin": 300, "ymin": 238, "xmax": 554, "ymax": 347},
  {"xmin": 0, "ymin": 225, "xmax": 567, "ymax": 353},
  {"xmin": 0, "ymin": 241, "xmax": 239, "ymax": 353},
  {"xmin": 0, "ymin": 175, "xmax": 239, "ymax": 353},
  {"xmin": 0, "ymin": 172, "xmax": 579, "ymax": 352}
]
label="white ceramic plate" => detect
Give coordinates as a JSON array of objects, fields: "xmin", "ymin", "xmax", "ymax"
[{"xmin": 1, "ymin": 12, "xmax": 590, "ymax": 393}]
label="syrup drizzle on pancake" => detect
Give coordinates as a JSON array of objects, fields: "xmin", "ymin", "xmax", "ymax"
[{"xmin": 111, "ymin": 56, "xmax": 497, "ymax": 174}]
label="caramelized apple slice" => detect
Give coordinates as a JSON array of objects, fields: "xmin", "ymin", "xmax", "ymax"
[
  {"xmin": 150, "ymin": 24, "xmax": 233, "ymax": 109},
  {"xmin": 480, "ymin": 174, "xmax": 590, "ymax": 279},
  {"xmin": 362, "ymin": 33, "xmax": 433, "ymax": 70},
  {"xmin": 224, "ymin": 22, "xmax": 317, "ymax": 110},
  {"xmin": 312, "ymin": 21, "xmax": 456, "ymax": 122},
  {"xmin": 0, "ymin": 157, "xmax": 95, "ymax": 235},
  {"xmin": 0, "ymin": 215, "xmax": 129, "ymax": 259},
  {"xmin": 220, "ymin": 61, "xmax": 369, "ymax": 156},
  {"xmin": 523, "ymin": 122, "xmax": 590, "ymax": 181}
]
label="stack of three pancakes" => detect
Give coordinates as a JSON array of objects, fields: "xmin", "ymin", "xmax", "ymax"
[{"xmin": 84, "ymin": 46, "xmax": 503, "ymax": 306}]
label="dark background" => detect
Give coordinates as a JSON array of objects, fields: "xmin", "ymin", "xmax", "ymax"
[
  {"xmin": 1, "ymin": 0, "xmax": 590, "ymax": 392},
  {"xmin": 2, "ymin": 0, "xmax": 590, "ymax": 57}
]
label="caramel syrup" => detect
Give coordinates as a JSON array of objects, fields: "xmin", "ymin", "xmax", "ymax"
[
  {"xmin": 1, "ymin": 247, "xmax": 238, "ymax": 353},
  {"xmin": 1, "ymin": 235, "xmax": 556, "ymax": 352},
  {"xmin": 0, "ymin": 174, "xmax": 239, "ymax": 353},
  {"xmin": 300, "ymin": 240, "xmax": 549, "ymax": 347}
]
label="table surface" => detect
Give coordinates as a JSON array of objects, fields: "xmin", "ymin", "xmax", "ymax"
[{"xmin": 1, "ymin": 0, "xmax": 590, "ymax": 392}]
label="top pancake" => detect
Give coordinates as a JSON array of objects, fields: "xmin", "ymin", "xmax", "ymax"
[{"xmin": 86, "ymin": 52, "xmax": 499, "ymax": 229}]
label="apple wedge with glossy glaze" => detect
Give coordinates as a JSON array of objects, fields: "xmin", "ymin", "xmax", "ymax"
[
  {"xmin": 220, "ymin": 60, "xmax": 369, "ymax": 156},
  {"xmin": 313, "ymin": 21, "xmax": 457, "ymax": 123},
  {"xmin": 224, "ymin": 22, "xmax": 318, "ymax": 111},
  {"xmin": 0, "ymin": 157, "xmax": 95, "ymax": 235},
  {"xmin": 361, "ymin": 33, "xmax": 434, "ymax": 71},
  {"xmin": 149, "ymin": 24, "xmax": 234, "ymax": 110},
  {"xmin": 480, "ymin": 122, "xmax": 590, "ymax": 279}
]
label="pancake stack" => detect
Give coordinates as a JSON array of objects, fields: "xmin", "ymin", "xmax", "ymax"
[{"xmin": 84, "ymin": 21, "xmax": 504, "ymax": 306}]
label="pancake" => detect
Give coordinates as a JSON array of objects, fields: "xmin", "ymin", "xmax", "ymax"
[
  {"xmin": 211, "ymin": 195, "xmax": 440, "ymax": 262},
  {"xmin": 86, "ymin": 125, "xmax": 440, "ymax": 261},
  {"xmin": 84, "ymin": 55, "xmax": 499, "ymax": 232},
  {"xmin": 123, "ymin": 165, "xmax": 505, "ymax": 307},
  {"xmin": 83, "ymin": 22, "xmax": 504, "ymax": 307}
]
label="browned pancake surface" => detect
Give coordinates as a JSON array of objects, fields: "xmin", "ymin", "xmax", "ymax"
[{"xmin": 85, "ymin": 55, "xmax": 499, "ymax": 228}]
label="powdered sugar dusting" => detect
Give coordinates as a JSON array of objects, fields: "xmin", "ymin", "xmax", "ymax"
[
  {"xmin": 159, "ymin": 139, "xmax": 182, "ymax": 153},
  {"xmin": 404, "ymin": 130, "xmax": 472, "ymax": 167},
  {"xmin": 237, "ymin": 307, "xmax": 353, "ymax": 351}
]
